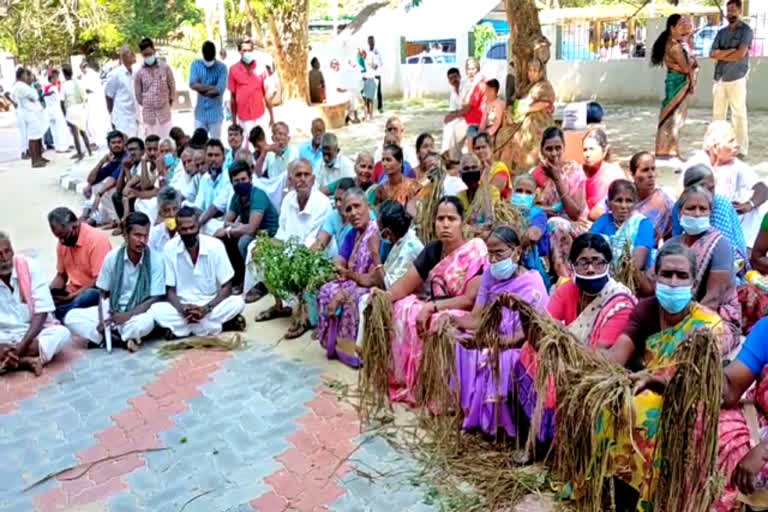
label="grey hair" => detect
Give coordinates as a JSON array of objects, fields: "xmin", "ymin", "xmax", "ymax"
[
  {"xmin": 47, "ymin": 207, "xmax": 77, "ymax": 226},
  {"xmin": 513, "ymin": 173, "xmax": 536, "ymax": 188},
  {"xmin": 157, "ymin": 186, "xmax": 180, "ymax": 208},
  {"xmin": 678, "ymin": 183, "xmax": 714, "ymax": 210},
  {"xmin": 682, "ymin": 164, "xmax": 714, "ymax": 188},
  {"xmin": 0, "ymin": 231, "xmax": 10, "ymax": 244},
  {"xmin": 654, "ymin": 240, "xmax": 698, "ymax": 278},
  {"xmin": 321, "ymin": 132, "xmax": 339, "ymax": 148},
  {"xmin": 160, "ymin": 137, "xmax": 176, "ymax": 152},
  {"xmin": 273, "ymin": 121, "xmax": 289, "ymax": 133},
  {"xmin": 342, "ymin": 187, "xmax": 367, "ymax": 203},
  {"xmin": 180, "ymin": 146, "xmax": 195, "ymax": 158},
  {"xmin": 234, "ymin": 148, "xmax": 254, "ymax": 167},
  {"xmin": 288, "ymin": 158, "xmax": 313, "ymax": 174},
  {"xmin": 355, "ymin": 151, "xmax": 374, "ymax": 164}
]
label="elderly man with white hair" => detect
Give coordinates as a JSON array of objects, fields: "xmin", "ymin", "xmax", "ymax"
[
  {"xmin": 159, "ymin": 137, "xmax": 182, "ymax": 185},
  {"xmin": 105, "ymin": 46, "xmax": 139, "ymax": 137},
  {"xmin": 686, "ymin": 120, "xmax": 768, "ymax": 246},
  {"xmin": 313, "ymin": 132, "xmax": 355, "ymax": 190},
  {"xmin": 0, "ymin": 232, "xmax": 71, "ymax": 376}
]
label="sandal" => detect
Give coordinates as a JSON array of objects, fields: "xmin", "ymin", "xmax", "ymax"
[
  {"xmin": 284, "ymin": 321, "xmax": 312, "ymax": 340},
  {"xmin": 254, "ymin": 305, "xmax": 292, "ymax": 322},
  {"xmin": 245, "ymin": 283, "xmax": 268, "ymax": 304},
  {"xmin": 223, "ymin": 314, "xmax": 247, "ymax": 332}
]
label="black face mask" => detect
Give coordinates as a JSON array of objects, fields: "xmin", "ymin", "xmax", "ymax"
[
  {"xmin": 180, "ymin": 233, "xmax": 199, "ymax": 248},
  {"xmin": 461, "ymin": 170, "xmax": 482, "ymax": 185}
]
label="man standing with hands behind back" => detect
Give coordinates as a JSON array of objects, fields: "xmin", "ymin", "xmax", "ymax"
[
  {"xmin": 710, "ymin": 0, "xmax": 753, "ymax": 157},
  {"xmin": 134, "ymin": 38, "xmax": 176, "ymax": 138},
  {"xmin": 228, "ymin": 37, "xmax": 274, "ymax": 149},
  {"xmin": 189, "ymin": 41, "xmax": 228, "ymax": 139}
]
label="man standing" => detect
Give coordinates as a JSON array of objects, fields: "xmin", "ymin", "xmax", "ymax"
[
  {"xmin": 711, "ymin": 0, "xmax": 753, "ymax": 156},
  {"xmin": 134, "ymin": 38, "xmax": 176, "ymax": 138},
  {"xmin": 150, "ymin": 206, "xmax": 246, "ymax": 338},
  {"xmin": 195, "ymin": 139, "xmax": 232, "ymax": 235},
  {"xmin": 64, "ymin": 212, "xmax": 164, "ymax": 352},
  {"xmin": 81, "ymin": 130, "xmax": 128, "ymax": 225},
  {"xmin": 314, "ymin": 133, "xmax": 354, "ymax": 190},
  {"xmin": 189, "ymin": 41, "xmax": 228, "ymax": 139},
  {"xmin": 105, "ymin": 46, "xmax": 139, "ymax": 137},
  {"xmin": 442, "ymin": 67, "xmax": 467, "ymax": 160},
  {"xmin": 12, "ymin": 68, "xmax": 49, "ymax": 168},
  {"xmin": 367, "ymin": 36, "xmax": 383, "ymax": 113},
  {"xmin": 298, "ymin": 118, "xmax": 326, "ymax": 169},
  {"xmin": 80, "ymin": 60, "xmax": 111, "ymax": 148},
  {"xmin": 228, "ymin": 37, "xmax": 274, "ymax": 147},
  {"xmin": 0, "ymin": 233, "xmax": 71, "ymax": 376},
  {"xmin": 48, "ymin": 207, "xmax": 112, "ymax": 320}
]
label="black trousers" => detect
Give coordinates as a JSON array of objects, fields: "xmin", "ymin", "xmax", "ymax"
[{"xmin": 375, "ymin": 75, "xmax": 383, "ymax": 112}]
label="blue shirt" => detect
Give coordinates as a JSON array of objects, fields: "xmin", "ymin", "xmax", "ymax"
[
  {"xmin": 189, "ymin": 60, "xmax": 228, "ymax": 124},
  {"xmin": 591, "ymin": 213, "xmax": 655, "ymax": 250},
  {"xmin": 195, "ymin": 170, "xmax": 232, "ymax": 214},
  {"xmin": 298, "ymin": 141, "xmax": 324, "ymax": 169},
  {"xmin": 737, "ymin": 317, "xmax": 768, "ymax": 375},
  {"xmin": 671, "ymin": 194, "xmax": 747, "ymax": 262}
]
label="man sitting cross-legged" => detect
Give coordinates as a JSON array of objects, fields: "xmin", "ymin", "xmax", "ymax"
[
  {"xmin": 150, "ymin": 206, "xmax": 246, "ymax": 337},
  {"xmin": 0, "ymin": 232, "xmax": 71, "ymax": 376},
  {"xmin": 65, "ymin": 212, "xmax": 165, "ymax": 352}
]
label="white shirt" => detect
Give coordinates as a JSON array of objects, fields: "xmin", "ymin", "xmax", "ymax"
[
  {"xmin": 104, "ymin": 65, "xmax": 138, "ymax": 126},
  {"xmin": 369, "ymin": 46, "xmax": 383, "ymax": 73},
  {"xmin": 0, "ymin": 257, "xmax": 54, "ymax": 339},
  {"xmin": 170, "ymin": 169, "xmax": 201, "ymax": 203},
  {"xmin": 264, "ymin": 144, "xmax": 300, "ymax": 178},
  {"xmin": 276, "ymin": 188, "xmax": 332, "ymax": 247},
  {"xmin": 163, "ymin": 235, "xmax": 234, "ymax": 306},
  {"xmin": 448, "ymin": 83, "xmax": 463, "ymax": 111},
  {"xmin": 12, "ymin": 81, "xmax": 43, "ymax": 113},
  {"xmin": 148, "ymin": 223, "xmax": 178, "ymax": 254},
  {"xmin": 96, "ymin": 247, "xmax": 165, "ymax": 310},
  {"xmin": 313, "ymin": 152, "xmax": 355, "ymax": 189}
]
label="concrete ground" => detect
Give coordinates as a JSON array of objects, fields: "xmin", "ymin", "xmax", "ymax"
[{"xmin": 0, "ymin": 100, "xmax": 763, "ymax": 511}]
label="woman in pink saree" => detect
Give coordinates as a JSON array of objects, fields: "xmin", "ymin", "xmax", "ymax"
[{"xmin": 388, "ymin": 196, "xmax": 488, "ymax": 405}]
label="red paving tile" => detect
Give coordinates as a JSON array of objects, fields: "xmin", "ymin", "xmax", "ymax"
[
  {"xmin": 250, "ymin": 490, "xmax": 289, "ymax": 511},
  {"xmin": 32, "ymin": 349, "xmax": 232, "ymax": 510}
]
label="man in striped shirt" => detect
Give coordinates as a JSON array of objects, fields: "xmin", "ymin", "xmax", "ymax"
[{"xmin": 189, "ymin": 41, "xmax": 228, "ymax": 139}]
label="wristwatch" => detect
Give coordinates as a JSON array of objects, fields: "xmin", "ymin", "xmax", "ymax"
[
  {"xmin": 749, "ymin": 200, "xmax": 756, "ymax": 211},
  {"xmin": 226, "ymin": 226, "xmax": 232, "ymax": 238}
]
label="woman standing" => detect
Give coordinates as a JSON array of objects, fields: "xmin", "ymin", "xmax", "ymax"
[
  {"xmin": 388, "ymin": 196, "xmax": 487, "ymax": 405},
  {"xmin": 371, "ymin": 144, "xmax": 421, "ymax": 208},
  {"xmin": 61, "ymin": 64, "xmax": 92, "ymax": 161},
  {"xmin": 316, "ymin": 188, "xmax": 380, "ymax": 368},
  {"xmin": 652, "ymin": 14, "xmax": 698, "ymax": 159},
  {"xmin": 630, "ymin": 151, "xmax": 674, "ymax": 244}
]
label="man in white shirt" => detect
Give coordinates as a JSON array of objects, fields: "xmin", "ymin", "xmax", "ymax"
[
  {"xmin": 246, "ymin": 159, "xmax": 331, "ymax": 323},
  {"xmin": 150, "ymin": 206, "xmax": 245, "ymax": 337},
  {"xmin": 195, "ymin": 139, "xmax": 232, "ymax": 235},
  {"xmin": 105, "ymin": 46, "xmax": 139, "ymax": 137},
  {"xmin": 0, "ymin": 232, "xmax": 71, "ymax": 376},
  {"xmin": 255, "ymin": 121, "xmax": 299, "ymax": 178},
  {"xmin": 148, "ymin": 186, "xmax": 180, "ymax": 253},
  {"xmin": 314, "ymin": 133, "xmax": 354, "ymax": 190},
  {"xmin": 367, "ymin": 36, "xmax": 383, "ymax": 113},
  {"xmin": 441, "ymin": 67, "xmax": 467, "ymax": 160},
  {"xmin": 65, "ymin": 213, "xmax": 165, "ymax": 352}
]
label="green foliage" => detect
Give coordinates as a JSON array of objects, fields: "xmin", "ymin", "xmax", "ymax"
[
  {"xmin": 250, "ymin": 235, "xmax": 336, "ymax": 300},
  {"xmin": 472, "ymin": 23, "xmax": 497, "ymax": 60}
]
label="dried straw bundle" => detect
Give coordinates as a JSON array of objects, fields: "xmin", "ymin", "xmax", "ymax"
[
  {"xmin": 415, "ymin": 319, "xmax": 460, "ymax": 424},
  {"xmin": 653, "ymin": 328, "xmax": 722, "ymax": 512},
  {"xmin": 418, "ymin": 172, "xmax": 447, "ymax": 244},
  {"xmin": 493, "ymin": 201, "xmax": 527, "ymax": 236},
  {"xmin": 358, "ymin": 289, "xmax": 395, "ymax": 423},
  {"xmin": 157, "ymin": 333, "xmax": 245, "ymax": 356},
  {"xmin": 612, "ymin": 235, "xmax": 636, "ymax": 293}
]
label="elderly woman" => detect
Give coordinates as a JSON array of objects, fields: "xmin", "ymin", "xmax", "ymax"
[
  {"xmin": 473, "ymin": 132, "xmax": 512, "ymax": 200},
  {"xmin": 630, "ymin": 151, "xmax": 674, "ymax": 243},
  {"xmin": 532, "ymin": 127, "xmax": 588, "ymax": 279},
  {"xmin": 511, "ymin": 174, "xmax": 550, "ymax": 288},
  {"xmin": 460, "ymin": 57, "xmax": 486, "ymax": 144},
  {"xmin": 581, "ymin": 128, "xmax": 627, "ymax": 221},
  {"xmin": 590, "ymin": 180, "xmax": 656, "ymax": 296},
  {"xmin": 669, "ymin": 184, "xmax": 741, "ymax": 353},
  {"xmin": 389, "ymin": 196, "xmax": 488, "ymax": 405},
  {"xmin": 316, "ymin": 188, "xmax": 380, "ymax": 368},
  {"xmin": 516, "ymin": 233, "xmax": 636, "ymax": 444},
  {"xmin": 480, "ymin": 79, "xmax": 505, "ymax": 140},
  {"xmin": 370, "ymin": 144, "xmax": 421, "ymax": 208},
  {"xmin": 494, "ymin": 58, "xmax": 555, "ymax": 172},
  {"xmin": 564, "ymin": 241, "xmax": 728, "ymax": 510},
  {"xmin": 453, "ymin": 226, "xmax": 549, "ymax": 437},
  {"xmin": 159, "ymin": 138, "xmax": 181, "ymax": 185}
]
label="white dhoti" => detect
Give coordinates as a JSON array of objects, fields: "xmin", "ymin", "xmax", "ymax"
[
  {"xmin": 64, "ymin": 305, "xmax": 156, "ymax": 344},
  {"xmin": 83, "ymin": 180, "xmax": 119, "ymax": 224},
  {"xmin": 201, "ymin": 218, "xmax": 225, "ymax": 237},
  {"xmin": 135, "ymin": 197, "xmax": 159, "ymax": 224},
  {"xmin": 1, "ymin": 325, "xmax": 71, "ymax": 365},
  {"xmin": 22, "ymin": 106, "xmax": 49, "ymax": 141},
  {"xmin": 149, "ymin": 296, "xmax": 245, "ymax": 337},
  {"xmin": 113, "ymin": 116, "xmax": 139, "ymax": 138},
  {"xmin": 441, "ymin": 118, "xmax": 468, "ymax": 160},
  {"xmin": 239, "ymin": 113, "xmax": 272, "ymax": 149}
]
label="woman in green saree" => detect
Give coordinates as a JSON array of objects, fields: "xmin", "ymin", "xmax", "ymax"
[{"xmin": 651, "ymin": 14, "xmax": 698, "ymax": 159}]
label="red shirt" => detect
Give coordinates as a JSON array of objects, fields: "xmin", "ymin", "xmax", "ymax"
[
  {"xmin": 584, "ymin": 161, "xmax": 626, "ymax": 211},
  {"xmin": 464, "ymin": 83, "xmax": 484, "ymax": 125},
  {"xmin": 228, "ymin": 61, "xmax": 267, "ymax": 121}
]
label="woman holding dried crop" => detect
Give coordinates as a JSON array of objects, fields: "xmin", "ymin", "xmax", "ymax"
[
  {"xmin": 472, "ymin": 132, "xmax": 512, "ymax": 201},
  {"xmin": 388, "ymin": 196, "xmax": 487, "ymax": 405},
  {"xmin": 574, "ymin": 241, "xmax": 727, "ymax": 510},
  {"xmin": 452, "ymin": 226, "xmax": 549, "ymax": 437},
  {"xmin": 511, "ymin": 174, "xmax": 550, "ymax": 288},
  {"xmin": 590, "ymin": 180, "xmax": 656, "ymax": 296},
  {"xmin": 316, "ymin": 189, "xmax": 380, "ymax": 368}
]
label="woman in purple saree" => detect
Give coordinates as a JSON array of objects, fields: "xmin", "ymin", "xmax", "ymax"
[
  {"xmin": 316, "ymin": 188, "xmax": 381, "ymax": 367},
  {"xmin": 453, "ymin": 226, "xmax": 549, "ymax": 437}
]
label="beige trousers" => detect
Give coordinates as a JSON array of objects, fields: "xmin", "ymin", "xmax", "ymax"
[{"xmin": 713, "ymin": 77, "xmax": 749, "ymax": 155}]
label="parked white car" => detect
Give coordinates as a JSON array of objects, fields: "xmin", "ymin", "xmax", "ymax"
[{"xmin": 405, "ymin": 52, "xmax": 457, "ymax": 65}]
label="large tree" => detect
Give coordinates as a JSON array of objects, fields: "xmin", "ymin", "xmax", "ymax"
[{"xmin": 505, "ymin": 0, "xmax": 547, "ymax": 94}]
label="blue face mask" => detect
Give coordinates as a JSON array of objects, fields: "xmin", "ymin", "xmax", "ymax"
[
  {"xmin": 656, "ymin": 283, "xmax": 693, "ymax": 314},
  {"xmin": 490, "ymin": 258, "xmax": 518, "ymax": 281},
  {"xmin": 233, "ymin": 182, "xmax": 252, "ymax": 197},
  {"xmin": 144, "ymin": 55, "xmax": 157, "ymax": 66},
  {"xmin": 680, "ymin": 215, "xmax": 710, "ymax": 236},
  {"xmin": 574, "ymin": 269, "xmax": 610, "ymax": 295},
  {"xmin": 511, "ymin": 193, "xmax": 535, "ymax": 210},
  {"xmin": 164, "ymin": 154, "xmax": 175, "ymax": 167}
]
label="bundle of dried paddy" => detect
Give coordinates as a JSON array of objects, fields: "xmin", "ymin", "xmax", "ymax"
[
  {"xmin": 415, "ymin": 319, "xmax": 460, "ymax": 435},
  {"xmin": 358, "ymin": 288, "xmax": 394, "ymax": 423},
  {"xmin": 157, "ymin": 333, "xmax": 245, "ymax": 356},
  {"xmin": 612, "ymin": 235, "xmax": 637, "ymax": 293}
]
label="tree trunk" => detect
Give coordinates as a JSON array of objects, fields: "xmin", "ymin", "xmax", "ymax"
[
  {"xmin": 266, "ymin": 0, "xmax": 310, "ymax": 103},
  {"xmin": 505, "ymin": 0, "xmax": 545, "ymax": 94}
]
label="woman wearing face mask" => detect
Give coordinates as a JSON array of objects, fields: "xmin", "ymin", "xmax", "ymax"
[
  {"xmin": 590, "ymin": 180, "xmax": 656, "ymax": 296},
  {"xmin": 452, "ymin": 226, "xmax": 549, "ymax": 437},
  {"xmin": 371, "ymin": 144, "xmax": 421, "ymax": 208},
  {"xmin": 315, "ymin": 188, "xmax": 380, "ymax": 367},
  {"xmin": 668, "ymin": 184, "xmax": 741, "ymax": 353},
  {"xmin": 158, "ymin": 138, "xmax": 181, "ymax": 185},
  {"xmin": 511, "ymin": 174, "xmax": 550, "ymax": 288},
  {"xmin": 473, "ymin": 132, "xmax": 512, "ymax": 200},
  {"xmin": 532, "ymin": 127, "xmax": 588, "ymax": 279},
  {"xmin": 581, "ymin": 128, "xmax": 627, "ymax": 222},
  {"xmin": 629, "ymin": 151, "xmax": 674, "ymax": 244},
  {"xmin": 389, "ymin": 196, "xmax": 488, "ymax": 405}
]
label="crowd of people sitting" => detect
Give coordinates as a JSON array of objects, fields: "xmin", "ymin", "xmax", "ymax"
[{"xmin": 3, "ymin": 95, "xmax": 768, "ymax": 508}]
